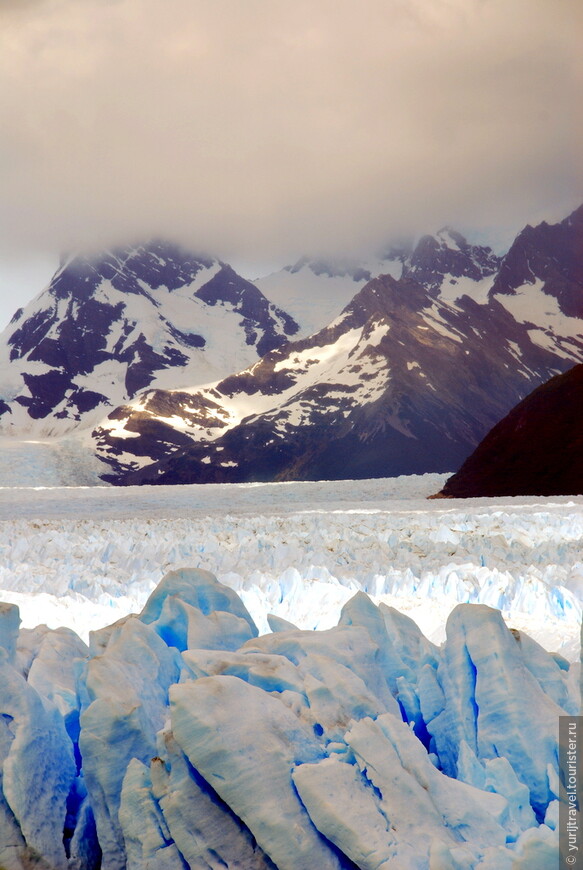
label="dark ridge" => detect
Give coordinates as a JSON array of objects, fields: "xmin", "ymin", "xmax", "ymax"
[
  {"xmin": 195, "ymin": 264, "xmax": 299, "ymax": 352},
  {"xmin": 435, "ymin": 364, "xmax": 583, "ymax": 497}
]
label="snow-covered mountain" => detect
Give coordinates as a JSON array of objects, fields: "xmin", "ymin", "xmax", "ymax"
[
  {"xmin": 93, "ymin": 206, "xmax": 583, "ymax": 484},
  {"xmin": 0, "ymin": 240, "xmax": 298, "ymax": 436},
  {"xmin": 253, "ymin": 245, "xmax": 409, "ymax": 337},
  {"xmin": 253, "ymin": 229, "xmax": 500, "ymax": 338},
  {"xmin": 436, "ymin": 362, "xmax": 583, "ymax": 498}
]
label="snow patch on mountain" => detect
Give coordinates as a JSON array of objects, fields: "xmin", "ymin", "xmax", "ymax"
[
  {"xmin": 493, "ymin": 278, "xmax": 583, "ymax": 358},
  {"xmin": 437, "ymin": 272, "xmax": 495, "ymax": 305}
]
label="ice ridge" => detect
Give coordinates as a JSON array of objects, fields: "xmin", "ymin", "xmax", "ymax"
[{"xmin": 0, "ymin": 567, "xmax": 577, "ymax": 868}]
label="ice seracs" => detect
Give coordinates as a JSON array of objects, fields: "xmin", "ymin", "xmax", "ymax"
[
  {"xmin": 0, "ymin": 565, "xmax": 576, "ymax": 867},
  {"xmin": 0, "ymin": 474, "xmax": 580, "ymax": 659},
  {"xmin": 0, "ymin": 647, "xmax": 77, "ymax": 869}
]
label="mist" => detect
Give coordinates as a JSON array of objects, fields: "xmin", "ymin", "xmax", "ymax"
[{"xmin": 1, "ymin": 0, "xmax": 581, "ymax": 270}]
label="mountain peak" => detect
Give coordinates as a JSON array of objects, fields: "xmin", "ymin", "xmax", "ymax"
[
  {"xmin": 0, "ymin": 242, "xmax": 298, "ymax": 436},
  {"xmin": 2, "ymin": 205, "xmax": 582, "ymax": 481},
  {"xmin": 49, "ymin": 240, "xmax": 218, "ymax": 303},
  {"xmin": 490, "ymin": 204, "xmax": 583, "ymax": 318},
  {"xmin": 404, "ymin": 230, "xmax": 500, "ymax": 296},
  {"xmin": 435, "ymin": 226, "xmax": 468, "ymax": 249},
  {"xmin": 91, "ymin": 201, "xmax": 583, "ymax": 485}
]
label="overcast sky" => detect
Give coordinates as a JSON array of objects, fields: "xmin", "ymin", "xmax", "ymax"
[{"xmin": 0, "ymin": 0, "xmax": 581, "ymax": 329}]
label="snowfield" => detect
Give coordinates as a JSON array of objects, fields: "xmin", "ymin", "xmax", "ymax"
[{"xmin": 0, "ymin": 473, "xmax": 580, "ymax": 659}]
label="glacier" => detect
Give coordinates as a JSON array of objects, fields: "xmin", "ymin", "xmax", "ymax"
[
  {"xmin": 0, "ymin": 473, "xmax": 580, "ymax": 660},
  {"xmin": 0, "ymin": 474, "xmax": 580, "ymax": 866},
  {"xmin": 0, "ymin": 565, "xmax": 578, "ymax": 868}
]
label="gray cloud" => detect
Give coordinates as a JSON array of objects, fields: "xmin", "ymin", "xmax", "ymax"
[{"xmin": 0, "ymin": 0, "xmax": 581, "ymax": 268}]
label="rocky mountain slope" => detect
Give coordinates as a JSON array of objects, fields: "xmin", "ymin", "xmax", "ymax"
[
  {"xmin": 434, "ymin": 363, "xmax": 583, "ymax": 497},
  {"xmin": 93, "ymin": 206, "xmax": 583, "ymax": 485},
  {"xmin": 0, "ymin": 240, "xmax": 298, "ymax": 436}
]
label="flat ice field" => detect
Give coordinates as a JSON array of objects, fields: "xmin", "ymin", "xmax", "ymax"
[{"xmin": 1, "ymin": 472, "xmax": 581, "ymax": 659}]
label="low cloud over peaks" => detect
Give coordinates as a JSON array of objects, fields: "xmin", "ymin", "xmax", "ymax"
[{"xmin": 1, "ymin": 0, "xmax": 581, "ymax": 264}]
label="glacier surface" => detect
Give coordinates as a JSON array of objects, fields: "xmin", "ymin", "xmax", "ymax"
[
  {"xmin": 0, "ymin": 474, "xmax": 581, "ymax": 865},
  {"xmin": 0, "ymin": 474, "xmax": 580, "ymax": 660},
  {"xmin": 0, "ymin": 565, "xmax": 578, "ymax": 868}
]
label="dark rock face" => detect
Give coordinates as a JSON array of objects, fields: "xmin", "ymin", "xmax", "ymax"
[
  {"xmin": 94, "ymin": 204, "xmax": 583, "ymax": 485},
  {"xmin": 435, "ymin": 364, "xmax": 583, "ymax": 497},
  {"xmin": 0, "ymin": 241, "xmax": 298, "ymax": 435},
  {"xmin": 19, "ymin": 370, "xmax": 74, "ymax": 419},
  {"xmin": 404, "ymin": 229, "xmax": 501, "ymax": 294}
]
